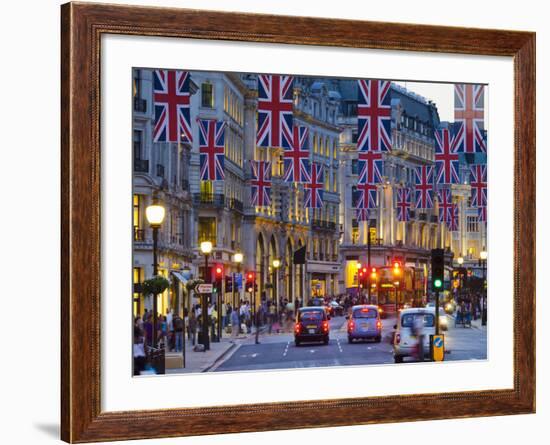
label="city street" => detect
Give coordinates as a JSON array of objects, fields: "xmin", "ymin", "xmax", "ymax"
[{"xmin": 212, "ymin": 314, "xmax": 487, "ymax": 372}]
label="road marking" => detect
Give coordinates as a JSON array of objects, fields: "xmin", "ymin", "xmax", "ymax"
[
  {"xmin": 309, "ymin": 349, "xmax": 316, "ymax": 353},
  {"xmin": 336, "ymin": 338, "xmax": 343, "ymax": 353},
  {"xmin": 239, "ymin": 353, "xmax": 259, "ymax": 358},
  {"xmin": 283, "ymin": 341, "xmax": 290, "ymax": 357}
]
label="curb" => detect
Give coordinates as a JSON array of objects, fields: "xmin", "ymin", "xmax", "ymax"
[{"xmin": 202, "ymin": 342, "xmax": 239, "ymax": 372}]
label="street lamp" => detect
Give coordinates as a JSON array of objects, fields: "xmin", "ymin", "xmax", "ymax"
[
  {"xmin": 272, "ymin": 259, "xmax": 281, "ymax": 316},
  {"xmin": 480, "ymin": 250, "xmax": 488, "ymax": 326},
  {"xmin": 146, "ymin": 202, "xmax": 166, "ymax": 349},
  {"xmin": 200, "ymin": 241, "xmax": 213, "ymax": 351},
  {"xmin": 233, "ymin": 252, "xmax": 243, "ymax": 308},
  {"xmin": 457, "ymin": 256, "xmax": 464, "ymax": 266},
  {"xmin": 356, "ymin": 262, "xmax": 362, "ymax": 299}
]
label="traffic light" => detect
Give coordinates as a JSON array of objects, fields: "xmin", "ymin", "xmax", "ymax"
[
  {"xmin": 431, "ymin": 248, "xmax": 445, "ymax": 291},
  {"xmin": 213, "ymin": 265, "xmax": 223, "ymax": 293},
  {"xmin": 245, "ymin": 272, "xmax": 255, "ymax": 293},
  {"xmin": 392, "ymin": 260, "xmax": 401, "ymax": 276},
  {"xmin": 225, "ymin": 275, "xmax": 233, "ymax": 292},
  {"xmin": 370, "ymin": 267, "xmax": 377, "ymax": 280}
]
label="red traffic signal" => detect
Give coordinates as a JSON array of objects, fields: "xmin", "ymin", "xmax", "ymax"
[
  {"xmin": 393, "ymin": 261, "xmax": 401, "ymax": 269},
  {"xmin": 215, "ymin": 265, "xmax": 223, "ymax": 276},
  {"xmin": 246, "ymin": 272, "xmax": 254, "ymax": 280}
]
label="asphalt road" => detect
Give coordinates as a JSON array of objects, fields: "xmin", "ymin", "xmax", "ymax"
[{"xmin": 214, "ymin": 314, "xmax": 487, "ymax": 372}]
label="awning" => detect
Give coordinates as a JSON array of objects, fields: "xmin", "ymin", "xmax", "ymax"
[{"xmin": 171, "ymin": 271, "xmax": 188, "ymax": 285}]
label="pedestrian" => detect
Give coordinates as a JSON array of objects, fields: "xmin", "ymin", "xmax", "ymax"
[
  {"xmin": 188, "ymin": 311, "xmax": 197, "ymax": 346},
  {"xmin": 231, "ymin": 304, "xmax": 240, "ymax": 340},
  {"xmin": 166, "ymin": 310, "xmax": 174, "ymax": 351},
  {"xmin": 172, "ymin": 312, "xmax": 184, "ymax": 352},
  {"xmin": 133, "ymin": 324, "xmax": 146, "ymax": 375},
  {"xmin": 254, "ymin": 304, "xmax": 264, "ymax": 344},
  {"xmin": 143, "ymin": 312, "xmax": 153, "ymax": 347},
  {"xmin": 413, "ymin": 314, "xmax": 425, "ymax": 361},
  {"xmin": 210, "ymin": 304, "xmax": 218, "ymax": 341},
  {"xmin": 268, "ymin": 300, "xmax": 276, "ymax": 333}
]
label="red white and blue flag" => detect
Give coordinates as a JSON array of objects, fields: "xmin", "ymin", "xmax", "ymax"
[
  {"xmin": 250, "ymin": 160, "xmax": 272, "ymax": 207},
  {"xmin": 353, "ymin": 182, "xmax": 378, "ymax": 210},
  {"xmin": 478, "ymin": 206, "xmax": 487, "ymax": 223},
  {"xmin": 283, "ymin": 125, "xmax": 310, "ymax": 183},
  {"xmin": 414, "ymin": 165, "xmax": 434, "ymax": 209},
  {"xmin": 435, "ymin": 128, "xmax": 460, "ymax": 184},
  {"xmin": 256, "ymin": 75, "xmax": 294, "ymax": 149},
  {"xmin": 153, "ymin": 70, "xmax": 192, "ymax": 143},
  {"xmin": 198, "ymin": 119, "xmax": 226, "ymax": 181},
  {"xmin": 358, "ymin": 150, "xmax": 383, "ymax": 185},
  {"xmin": 437, "ymin": 188, "xmax": 453, "ymax": 225},
  {"xmin": 470, "ymin": 164, "xmax": 487, "ymax": 208},
  {"xmin": 304, "ymin": 163, "xmax": 324, "ymax": 208},
  {"xmin": 357, "ymin": 79, "xmax": 392, "ymax": 152},
  {"xmin": 449, "ymin": 203, "xmax": 459, "ymax": 231},
  {"xmin": 396, "ymin": 187, "xmax": 411, "ymax": 222},
  {"xmin": 356, "ymin": 207, "xmax": 370, "ymax": 222},
  {"xmin": 454, "ymin": 84, "xmax": 486, "ymax": 153}
]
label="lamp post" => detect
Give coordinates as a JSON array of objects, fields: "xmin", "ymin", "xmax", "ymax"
[
  {"xmin": 272, "ymin": 259, "xmax": 281, "ymax": 318},
  {"xmin": 480, "ymin": 250, "xmax": 488, "ymax": 326},
  {"xmin": 145, "ymin": 202, "xmax": 165, "ymax": 349},
  {"xmin": 200, "ymin": 241, "xmax": 213, "ymax": 351},
  {"xmin": 233, "ymin": 252, "xmax": 243, "ymax": 308},
  {"xmin": 456, "ymin": 256, "xmax": 464, "ymax": 296},
  {"xmin": 356, "ymin": 262, "xmax": 362, "ymax": 300}
]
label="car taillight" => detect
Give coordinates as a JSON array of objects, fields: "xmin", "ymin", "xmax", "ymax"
[
  {"xmin": 376, "ymin": 320, "xmax": 382, "ymax": 329},
  {"xmin": 322, "ymin": 321, "xmax": 329, "ymax": 332},
  {"xmin": 395, "ymin": 333, "xmax": 401, "ymax": 344},
  {"xmin": 348, "ymin": 320, "xmax": 355, "ymax": 331},
  {"xmin": 294, "ymin": 323, "xmax": 301, "ymax": 334}
]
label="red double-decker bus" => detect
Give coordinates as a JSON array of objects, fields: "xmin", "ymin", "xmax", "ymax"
[{"xmin": 371, "ymin": 264, "xmax": 427, "ymax": 316}]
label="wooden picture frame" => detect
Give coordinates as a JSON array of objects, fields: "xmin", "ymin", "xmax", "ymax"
[{"xmin": 61, "ymin": 2, "xmax": 535, "ymax": 442}]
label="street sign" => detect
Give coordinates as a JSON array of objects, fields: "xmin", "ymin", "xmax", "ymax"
[
  {"xmin": 234, "ymin": 273, "xmax": 243, "ymax": 291},
  {"xmin": 195, "ymin": 283, "xmax": 213, "ymax": 294}
]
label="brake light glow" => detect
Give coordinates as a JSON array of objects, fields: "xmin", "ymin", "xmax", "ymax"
[
  {"xmin": 294, "ymin": 323, "xmax": 301, "ymax": 334},
  {"xmin": 348, "ymin": 320, "xmax": 355, "ymax": 331},
  {"xmin": 376, "ymin": 320, "xmax": 382, "ymax": 329},
  {"xmin": 361, "ymin": 308, "xmax": 370, "ymax": 312},
  {"xmin": 321, "ymin": 321, "xmax": 329, "ymax": 332}
]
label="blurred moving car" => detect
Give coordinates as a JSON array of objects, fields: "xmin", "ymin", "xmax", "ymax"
[
  {"xmin": 393, "ymin": 308, "xmax": 436, "ymax": 363},
  {"xmin": 346, "ymin": 305, "xmax": 382, "ymax": 343},
  {"xmin": 328, "ymin": 300, "xmax": 344, "ymax": 316},
  {"xmin": 294, "ymin": 307, "xmax": 330, "ymax": 346}
]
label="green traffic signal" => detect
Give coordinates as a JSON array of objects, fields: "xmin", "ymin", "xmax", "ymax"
[{"xmin": 434, "ymin": 278, "xmax": 443, "ymax": 288}]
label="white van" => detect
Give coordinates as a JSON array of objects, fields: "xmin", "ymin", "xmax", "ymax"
[{"xmin": 393, "ymin": 308, "xmax": 436, "ymax": 363}]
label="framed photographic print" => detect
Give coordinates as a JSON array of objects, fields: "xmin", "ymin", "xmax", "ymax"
[{"xmin": 61, "ymin": 2, "xmax": 535, "ymax": 443}]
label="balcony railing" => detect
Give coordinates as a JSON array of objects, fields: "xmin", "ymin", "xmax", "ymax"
[
  {"xmin": 193, "ymin": 193, "xmax": 225, "ymax": 207},
  {"xmin": 133, "ymin": 227, "xmax": 145, "ymax": 242},
  {"xmin": 418, "ymin": 212, "xmax": 427, "ymax": 221},
  {"xmin": 227, "ymin": 198, "xmax": 244, "ymax": 212},
  {"xmin": 430, "ymin": 215, "xmax": 438, "ymax": 223},
  {"xmin": 134, "ymin": 159, "xmax": 149, "ymax": 173},
  {"xmin": 311, "ymin": 219, "xmax": 337, "ymax": 231},
  {"xmin": 133, "ymin": 97, "xmax": 147, "ymax": 113}
]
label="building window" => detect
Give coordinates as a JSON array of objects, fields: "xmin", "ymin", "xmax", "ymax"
[
  {"xmin": 133, "ymin": 130, "xmax": 142, "ymax": 160},
  {"xmin": 133, "ymin": 267, "xmax": 144, "ymax": 316},
  {"xmin": 467, "ymin": 216, "xmax": 479, "ymax": 233},
  {"xmin": 200, "ymin": 180, "xmax": 213, "ymax": 196},
  {"xmin": 198, "ymin": 217, "xmax": 217, "ymax": 246},
  {"xmin": 133, "ymin": 194, "xmax": 144, "ymax": 241},
  {"xmin": 133, "ymin": 69, "xmax": 141, "ymax": 98},
  {"xmin": 201, "ymin": 82, "xmax": 214, "ymax": 108}
]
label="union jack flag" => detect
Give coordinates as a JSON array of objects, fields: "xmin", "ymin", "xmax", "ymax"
[
  {"xmin": 437, "ymin": 189, "xmax": 453, "ymax": 225},
  {"xmin": 435, "ymin": 128, "xmax": 460, "ymax": 184},
  {"xmin": 470, "ymin": 164, "xmax": 487, "ymax": 207},
  {"xmin": 198, "ymin": 119, "xmax": 226, "ymax": 181},
  {"xmin": 478, "ymin": 206, "xmax": 487, "ymax": 223},
  {"xmin": 153, "ymin": 70, "xmax": 192, "ymax": 143},
  {"xmin": 357, "ymin": 79, "xmax": 392, "ymax": 152},
  {"xmin": 250, "ymin": 160, "xmax": 272, "ymax": 207},
  {"xmin": 356, "ymin": 207, "xmax": 370, "ymax": 222},
  {"xmin": 414, "ymin": 165, "xmax": 435, "ymax": 209},
  {"xmin": 304, "ymin": 163, "xmax": 324, "ymax": 208},
  {"xmin": 353, "ymin": 182, "xmax": 378, "ymax": 210},
  {"xmin": 256, "ymin": 75, "xmax": 294, "ymax": 148},
  {"xmin": 449, "ymin": 203, "xmax": 459, "ymax": 231},
  {"xmin": 396, "ymin": 187, "xmax": 411, "ymax": 222},
  {"xmin": 283, "ymin": 126, "xmax": 310, "ymax": 183},
  {"xmin": 454, "ymin": 84, "xmax": 486, "ymax": 153},
  {"xmin": 358, "ymin": 150, "xmax": 383, "ymax": 184}
]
